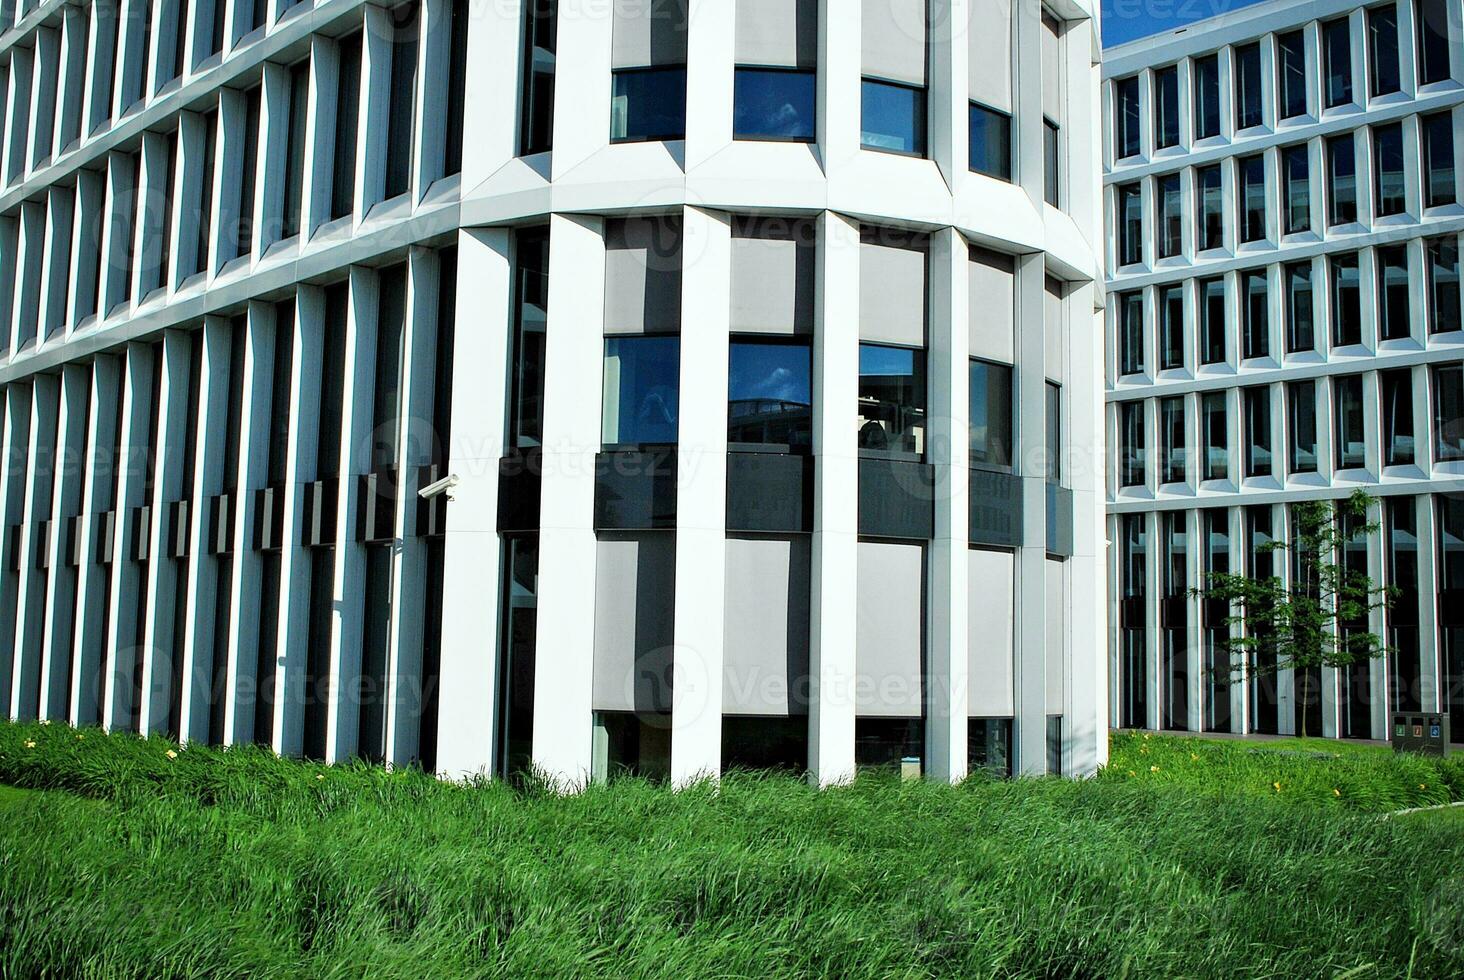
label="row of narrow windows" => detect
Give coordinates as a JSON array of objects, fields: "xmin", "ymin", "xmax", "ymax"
[{"xmin": 1113, "ymin": 0, "xmax": 1455, "ymax": 159}]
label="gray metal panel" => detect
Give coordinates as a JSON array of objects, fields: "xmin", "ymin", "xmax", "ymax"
[
  {"xmin": 604, "ymin": 216, "xmax": 683, "ymax": 335},
  {"xmin": 736, "ymin": 0, "xmax": 817, "ymax": 69},
  {"xmin": 969, "ymin": 0, "xmax": 1013, "ymax": 112},
  {"xmin": 1041, "ymin": 11, "xmax": 1061, "ymax": 121},
  {"xmin": 1045, "ymin": 556, "xmax": 1065, "ymax": 715},
  {"xmin": 612, "ymin": 0, "xmax": 691, "ymax": 69},
  {"xmin": 723, "ymin": 535, "xmax": 811, "ymax": 715},
  {"xmin": 855, "ymin": 539, "xmax": 924, "ymax": 717},
  {"xmin": 730, "ymin": 219, "xmax": 815, "ymax": 335},
  {"xmin": 859, "ymin": 237, "xmax": 926, "ymax": 346},
  {"xmin": 592, "ymin": 532, "xmax": 677, "ymax": 713},
  {"xmin": 862, "ymin": 0, "xmax": 927, "ymax": 86},
  {"xmin": 969, "ymin": 248, "xmax": 1015, "ymax": 363},
  {"xmin": 968, "ymin": 547, "xmax": 1015, "ymax": 717}
]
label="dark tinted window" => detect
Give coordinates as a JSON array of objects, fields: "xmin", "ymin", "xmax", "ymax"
[
  {"xmin": 1043, "ymin": 120, "xmax": 1059, "ymax": 206},
  {"xmin": 603, "ymin": 336, "xmax": 681, "ymax": 446},
  {"xmin": 860, "ymin": 79, "xmax": 926, "ymax": 156},
  {"xmin": 511, "ymin": 228, "xmax": 549, "ymax": 448},
  {"xmin": 1382, "ymin": 368, "xmax": 1415, "ymax": 466},
  {"xmin": 858, "ymin": 344, "xmax": 926, "ymax": 456},
  {"xmin": 331, "ymin": 32, "xmax": 362, "ymax": 220},
  {"xmin": 1331, "ymin": 251, "xmax": 1361, "ymax": 346},
  {"xmin": 734, "ymin": 69, "xmax": 815, "ymax": 141},
  {"xmin": 384, "ymin": 4, "xmax": 420, "ymax": 200},
  {"xmin": 1334, "ymin": 374, "xmax": 1365, "ymax": 470},
  {"xmin": 281, "ymin": 59, "xmax": 309, "ymax": 240},
  {"xmin": 969, "ymin": 103, "xmax": 1012, "ymax": 180},
  {"xmin": 1234, "ymin": 42, "xmax": 1262, "ymax": 129},
  {"xmin": 1285, "ymin": 261, "xmax": 1313, "ymax": 353},
  {"xmin": 1157, "ymin": 173, "xmax": 1181, "ymax": 258},
  {"xmin": 1239, "ymin": 154, "xmax": 1266, "ymax": 242},
  {"xmin": 1433, "ymin": 364, "xmax": 1464, "ymax": 462},
  {"xmin": 1242, "ymin": 267, "xmax": 1268, "ymax": 359},
  {"xmin": 1288, "ymin": 380, "xmax": 1317, "ymax": 473},
  {"xmin": 1417, "ymin": 0, "xmax": 1452, "ymax": 85},
  {"xmin": 1192, "ymin": 54, "xmax": 1220, "ymax": 139},
  {"xmin": 1327, "ymin": 134, "xmax": 1356, "ymax": 225},
  {"xmin": 1429, "ymin": 236, "xmax": 1461, "ymax": 334},
  {"xmin": 1118, "ymin": 182, "xmax": 1142, "ymax": 266},
  {"xmin": 1244, "ymin": 386, "xmax": 1271, "ymax": 477},
  {"xmin": 1120, "ymin": 401, "xmax": 1145, "ymax": 486},
  {"xmin": 1200, "ymin": 276, "xmax": 1225, "ymax": 364},
  {"xmin": 1368, "ymin": 4, "xmax": 1401, "ymax": 96},
  {"xmin": 1116, "ymin": 75, "xmax": 1140, "ymax": 157},
  {"xmin": 1423, "ymin": 110, "xmax": 1456, "ymax": 208},
  {"xmin": 1373, "ymin": 122, "xmax": 1405, "ymax": 216},
  {"xmin": 1282, "ymin": 143, "xmax": 1309, "ymax": 234},
  {"xmin": 1154, "ymin": 65, "xmax": 1179, "ymax": 148},
  {"xmin": 728, "ymin": 339, "xmax": 812, "ymax": 449},
  {"xmin": 1378, "ymin": 244, "xmax": 1410, "ymax": 341},
  {"xmin": 1160, "ymin": 396, "xmax": 1185, "ymax": 484},
  {"xmin": 1198, "ymin": 164, "xmax": 1223, "ymax": 250},
  {"xmin": 1159, "ymin": 284, "xmax": 1183, "ymax": 370},
  {"xmin": 1323, "ymin": 18, "xmax": 1352, "ymax": 107},
  {"xmin": 520, "ymin": 0, "xmax": 557, "ymax": 155},
  {"xmin": 1119, "ymin": 290, "xmax": 1144, "ymax": 374},
  {"xmin": 969, "ymin": 360, "xmax": 1013, "ymax": 467},
  {"xmin": 612, "ymin": 67, "xmax": 687, "ymax": 143},
  {"xmin": 1278, "ymin": 31, "xmax": 1307, "ymax": 119},
  {"xmin": 1202, "ymin": 392, "xmax": 1226, "ymax": 481}
]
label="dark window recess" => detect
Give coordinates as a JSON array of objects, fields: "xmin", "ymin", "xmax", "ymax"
[
  {"xmin": 1153, "ymin": 65, "xmax": 1178, "ymax": 148},
  {"xmin": 1377, "ymin": 244, "xmax": 1410, "ymax": 341},
  {"xmin": 1288, "ymin": 380, "xmax": 1317, "ymax": 474},
  {"xmin": 1202, "ymin": 392, "xmax": 1226, "ymax": 481},
  {"xmin": 1373, "ymin": 122, "xmax": 1405, "ymax": 217},
  {"xmin": 1241, "ymin": 267, "xmax": 1268, "ymax": 360},
  {"xmin": 1328, "ymin": 134, "xmax": 1356, "ymax": 225},
  {"xmin": 1119, "ymin": 290, "xmax": 1144, "ymax": 375},
  {"xmin": 1192, "ymin": 54, "xmax": 1220, "ymax": 139},
  {"xmin": 1239, "ymin": 154, "xmax": 1266, "ymax": 243},
  {"xmin": 1244, "ymin": 385, "xmax": 1272, "ymax": 478},
  {"xmin": 236, "ymin": 87, "xmax": 261, "ymax": 257},
  {"xmin": 383, "ymin": 3, "xmax": 420, "ymax": 200},
  {"xmin": 1043, "ymin": 119, "xmax": 1059, "ymax": 207},
  {"xmin": 331, "ymin": 32, "xmax": 362, "ymax": 221},
  {"xmin": 1423, "ymin": 110, "xmax": 1456, "ymax": 209},
  {"xmin": 969, "ymin": 359, "xmax": 1013, "ymax": 468},
  {"xmin": 734, "ymin": 68, "xmax": 815, "ymax": 141},
  {"xmin": 1282, "ymin": 143, "xmax": 1309, "ymax": 235},
  {"xmin": 281, "ymin": 59, "xmax": 309, "ymax": 240},
  {"xmin": 1368, "ymin": 3, "xmax": 1401, "ymax": 97},
  {"xmin": 1117, "ymin": 182, "xmax": 1142, "ymax": 266},
  {"xmin": 1335, "ymin": 374, "xmax": 1365, "ymax": 470},
  {"xmin": 969, "ymin": 103, "xmax": 1012, "ymax": 180},
  {"xmin": 1278, "ymin": 30, "xmax": 1307, "ymax": 119},
  {"xmin": 443, "ymin": 0, "xmax": 469, "ymax": 176},
  {"xmin": 612, "ymin": 66, "xmax": 687, "ymax": 143},
  {"xmin": 519, "ymin": 0, "xmax": 556, "ymax": 155},
  {"xmin": 1234, "ymin": 42, "xmax": 1262, "ymax": 130},
  {"xmin": 1331, "ymin": 251, "xmax": 1361, "ymax": 346},
  {"xmin": 1286, "ymin": 261, "xmax": 1313, "ymax": 353},
  {"xmin": 1436, "ymin": 363, "xmax": 1464, "ymax": 462},
  {"xmin": 860, "ymin": 78, "xmax": 925, "ymax": 156},
  {"xmin": 1158, "ymin": 285, "xmax": 1183, "ymax": 370},
  {"xmin": 1200, "ymin": 277, "xmax": 1225, "ymax": 364},
  {"xmin": 1417, "ymin": 0, "xmax": 1452, "ymax": 86},
  {"xmin": 1429, "ymin": 236, "xmax": 1461, "ymax": 334},
  {"xmin": 1197, "ymin": 164, "xmax": 1223, "ymax": 250},
  {"xmin": 1382, "ymin": 368, "xmax": 1415, "ymax": 467},
  {"xmin": 1116, "ymin": 74, "xmax": 1140, "ymax": 157},
  {"xmin": 1156, "ymin": 173, "xmax": 1181, "ymax": 259},
  {"xmin": 1324, "ymin": 18, "xmax": 1352, "ymax": 108},
  {"xmin": 510, "ymin": 227, "xmax": 549, "ymax": 448},
  {"xmin": 1160, "ymin": 396, "xmax": 1185, "ymax": 484},
  {"xmin": 1120, "ymin": 400, "xmax": 1145, "ymax": 487}
]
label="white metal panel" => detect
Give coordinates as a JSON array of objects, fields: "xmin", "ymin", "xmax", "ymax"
[
  {"xmin": 736, "ymin": 0, "xmax": 817, "ymax": 69},
  {"xmin": 723, "ymin": 535, "xmax": 811, "ymax": 715},
  {"xmin": 862, "ymin": 0, "xmax": 927, "ymax": 86},
  {"xmin": 859, "ymin": 235, "xmax": 926, "ymax": 346},
  {"xmin": 855, "ymin": 539, "xmax": 923, "ymax": 717},
  {"xmin": 730, "ymin": 218, "xmax": 814, "ymax": 334},
  {"xmin": 968, "ymin": 547, "xmax": 1015, "ymax": 717},
  {"xmin": 604, "ymin": 215, "xmax": 683, "ymax": 335},
  {"xmin": 969, "ymin": 0, "xmax": 1013, "ymax": 112},
  {"xmin": 969, "ymin": 248, "xmax": 1015, "ymax": 363},
  {"xmin": 612, "ymin": 0, "xmax": 691, "ymax": 69},
  {"xmin": 592, "ymin": 532, "xmax": 677, "ymax": 713}
]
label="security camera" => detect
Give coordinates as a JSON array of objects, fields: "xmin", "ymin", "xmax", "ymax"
[{"xmin": 418, "ymin": 473, "xmax": 461, "ymax": 501}]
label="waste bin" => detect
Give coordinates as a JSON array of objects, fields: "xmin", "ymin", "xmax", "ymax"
[{"xmin": 1392, "ymin": 712, "xmax": 1451, "ymax": 756}]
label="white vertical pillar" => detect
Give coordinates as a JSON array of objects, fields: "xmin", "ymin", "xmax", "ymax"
[
  {"xmin": 810, "ymin": 210, "xmax": 859, "ymax": 786},
  {"xmin": 929, "ymin": 0, "xmax": 970, "ymax": 191},
  {"xmin": 925, "ymin": 227, "xmax": 969, "ymax": 783},
  {"xmin": 38, "ymin": 363, "xmax": 89, "ymax": 719},
  {"xmin": 435, "ymin": 227, "xmax": 512, "ymax": 779},
  {"xmin": 102, "ymin": 343, "xmax": 154, "ymax": 730},
  {"xmin": 683, "ymin": 0, "xmax": 735, "ymax": 171},
  {"xmin": 71, "ymin": 354, "xmax": 121, "ymax": 727},
  {"xmin": 137, "ymin": 330, "xmax": 191, "ymax": 735},
  {"xmin": 532, "ymin": 214, "xmax": 605, "ymax": 788},
  {"xmin": 355, "ymin": 4, "xmax": 393, "ymax": 214},
  {"xmin": 1014, "ymin": 253, "xmax": 1050, "ymax": 773},
  {"xmin": 457, "ymin": 0, "xmax": 519, "ymax": 194},
  {"xmin": 324, "ymin": 266, "xmax": 379, "ymax": 763},
  {"xmin": 383, "ymin": 248, "xmax": 438, "ymax": 766},
  {"xmin": 177, "ymin": 317, "xmax": 233, "ymax": 744},
  {"xmin": 671, "ymin": 206, "xmax": 730, "ymax": 786},
  {"xmin": 817, "ymin": 0, "xmax": 861, "ymax": 169},
  {"xmin": 1068, "ymin": 285, "xmax": 1108, "ymax": 773},
  {"xmin": 272, "ymin": 288, "xmax": 325, "ymax": 756},
  {"xmin": 548, "ymin": 0, "xmax": 611, "ymax": 179},
  {"xmin": 222, "ymin": 301, "xmax": 276, "ymax": 744},
  {"xmin": 12, "ymin": 376, "xmax": 58, "ymax": 720},
  {"xmin": 0, "ymin": 385, "xmax": 29, "ymax": 718},
  {"xmin": 413, "ymin": 0, "xmax": 451, "ymax": 198}
]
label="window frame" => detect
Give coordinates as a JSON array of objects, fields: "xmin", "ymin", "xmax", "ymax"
[
  {"xmin": 969, "ymin": 101, "xmax": 1013, "ymax": 180},
  {"xmin": 1156, "ymin": 172, "xmax": 1182, "ymax": 259},
  {"xmin": 733, "ymin": 66, "xmax": 817, "ymax": 143},
  {"xmin": 1367, "ymin": 2, "xmax": 1402, "ymax": 98},
  {"xmin": 1372, "ymin": 121, "xmax": 1406, "ymax": 217},
  {"xmin": 1238, "ymin": 153, "xmax": 1266, "ymax": 243},
  {"xmin": 860, "ymin": 77, "xmax": 928, "ymax": 158},
  {"xmin": 1233, "ymin": 41, "xmax": 1263, "ymax": 130},
  {"xmin": 1281, "ymin": 143, "xmax": 1310, "ymax": 235},
  {"xmin": 1199, "ymin": 276, "xmax": 1226, "ymax": 365},
  {"xmin": 969, "ymin": 357, "xmax": 1015, "ymax": 471},
  {"xmin": 1323, "ymin": 17, "xmax": 1353, "ymax": 108},
  {"xmin": 1327, "ymin": 133, "xmax": 1357, "ymax": 225},
  {"xmin": 1201, "ymin": 391, "xmax": 1227, "ymax": 482},
  {"xmin": 1192, "ymin": 53, "xmax": 1221, "ymax": 140},
  {"xmin": 1427, "ymin": 235, "xmax": 1461, "ymax": 335},
  {"xmin": 1277, "ymin": 30, "xmax": 1307, "ymax": 120},
  {"xmin": 611, "ymin": 65, "xmax": 689, "ymax": 144},
  {"xmin": 1153, "ymin": 64, "xmax": 1179, "ymax": 149},
  {"xmin": 1434, "ymin": 363, "xmax": 1464, "ymax": 463},
  {"xmin": 1287, "ymin": 380, "xmax": 1318, "ymax": 474},
  {"xmin": 1333, "ymin": 373, "xmax": 1366, "ymax": 471},
  {"xmin": 857, "ymin": 341, "xmax": 928, "ymax": 460},
  {"xmin": 728, "ymin": 334, "xmax": 814, "ymax": 453}
]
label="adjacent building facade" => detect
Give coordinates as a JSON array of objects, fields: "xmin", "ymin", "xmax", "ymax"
[
  {"xmin": 0, "ymin": 0, "xmax": 1106, "ymax": 786},
  {"xmin": 1103, "ymin": 0, "xmax": 1464, "ymax": 740}
]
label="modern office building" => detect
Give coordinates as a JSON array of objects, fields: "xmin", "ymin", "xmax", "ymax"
[
  {"xmin": 0, "ymin": 0, "xmax": 1105, "ymax": 787},
  {"xmin": 1103, "ymin": 0, "xmax": 1464, "ymax": 741}
]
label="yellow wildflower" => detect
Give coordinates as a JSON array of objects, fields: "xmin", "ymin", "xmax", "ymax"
[
  {"xmin": 165, "ymin": 749, "xmax": 178, "ymax": 760},
  {"xmin": 1127, "ymin": 770, "xmax": 1136, "ymax": 777},
  {"xmin": 23, "ymin": 740, "xmax": 35, "ymax": 749},
  {"xmin": 1149, "ymin": 765, "xmax": 1160, "ymax": 773},
  {"xmin": 1420, "ymin": 783, "xmax": 1428, "ymax": 791},
  {"xmin": 1190, "ymin": 753, "xmax": 1199, "ymax": 761},
  {"xmin": 1333, "ymin": 788, "xmax": 1341, "ymax": 797},
  {"xmin": 1273, "ymin": 781, "xmax": 1282, "ymax": 792},
  {"xmin": 316, "ymin": 774, "xmax": 325, "ymax": 781}
]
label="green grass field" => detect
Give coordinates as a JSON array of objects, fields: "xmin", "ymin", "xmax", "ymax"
[{"xmin": 2, "ymin": 721, "xmax": 1463, "ymax": 978}]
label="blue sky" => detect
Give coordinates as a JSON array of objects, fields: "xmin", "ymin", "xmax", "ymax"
[{"xmin": 1101, "ymin": 0, "xmax": 1271, "ymax": 48}]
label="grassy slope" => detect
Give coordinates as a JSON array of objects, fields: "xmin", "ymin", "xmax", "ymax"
[{"xmin": 1, "ymin": 722, "xmax": 1462, "ymax": 978}]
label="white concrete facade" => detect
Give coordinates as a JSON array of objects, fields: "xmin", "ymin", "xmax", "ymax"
[
  {"xmin": 0, "ymin": 0, "xmax": 1105, "ymax": 785},
  {"xmin": 1103, "ymin": 0, "xmax": 1464, "ymax": 740}
]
